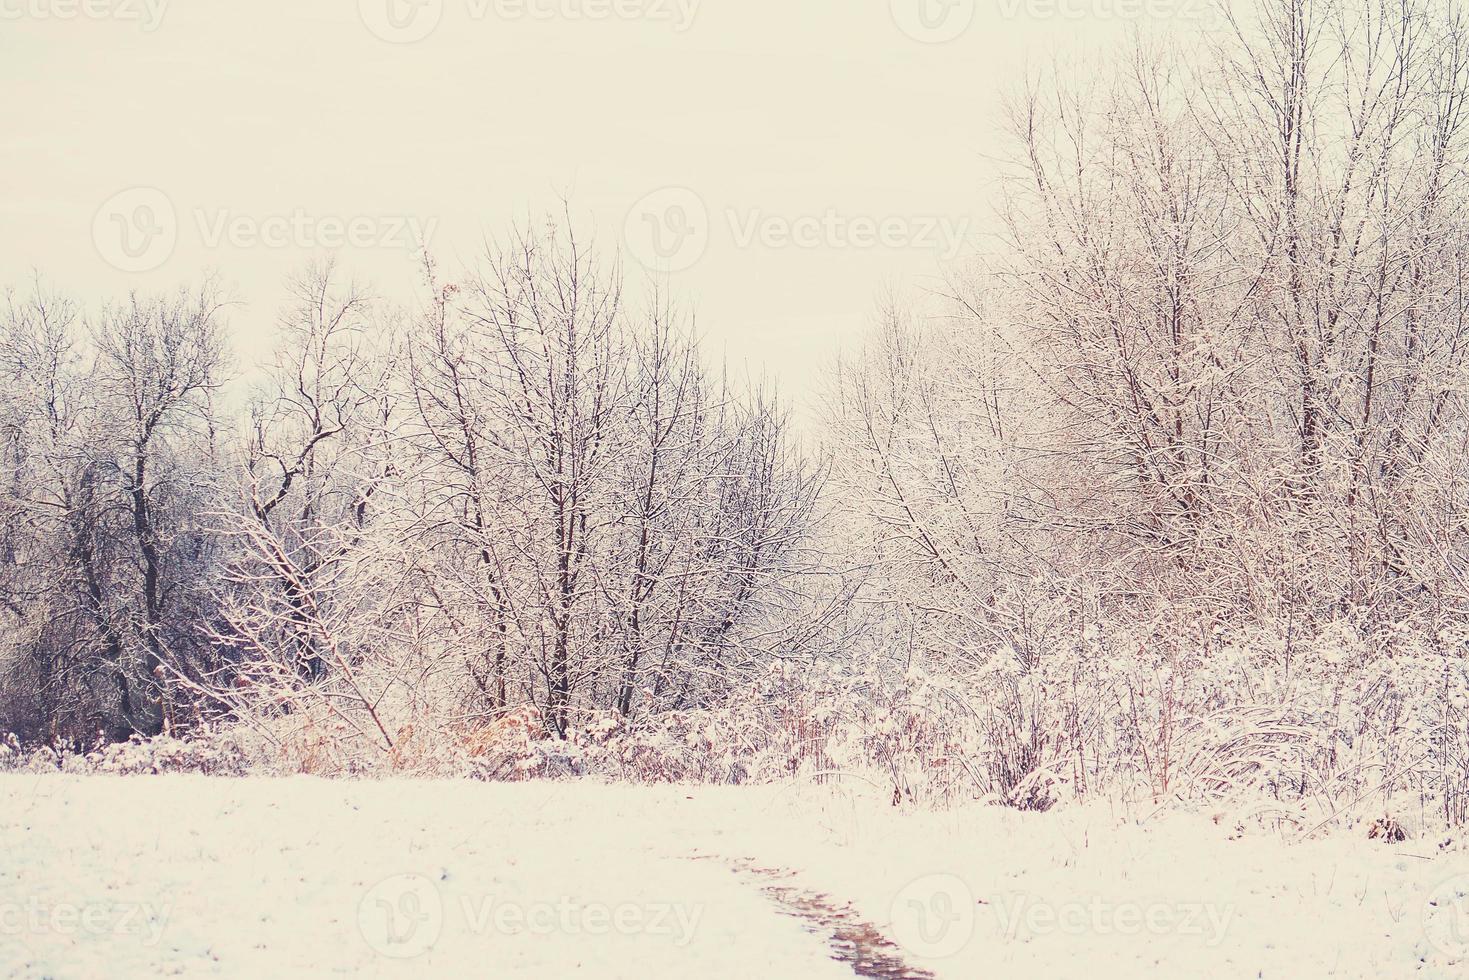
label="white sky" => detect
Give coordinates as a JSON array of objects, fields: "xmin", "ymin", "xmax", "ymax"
[{"xmin": 0, "ymin": 1, "xmax": 1181, "ymax": 414}]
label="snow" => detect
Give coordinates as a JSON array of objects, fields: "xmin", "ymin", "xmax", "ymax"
[{"xmin": 2, "ymin": 775, "xmax": 1467, "ymax": 978}]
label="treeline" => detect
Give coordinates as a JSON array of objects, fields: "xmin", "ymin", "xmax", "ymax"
[
  {"xmin": 814, "ymin": 0, "xmax": 1469, "ymax": 810},
  {"xmin": 827, "ymin": 0, "xmax": 1469, "ymax": 661},
  {"xmin": 0, "ymin": 227, "xmax": 825, "ymax": 746},
  {"xmin": 7, "ymin": 0, "xmax": 1469, "ymax": 819}
]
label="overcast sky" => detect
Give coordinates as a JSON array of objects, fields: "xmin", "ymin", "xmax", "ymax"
[{"xmin": 1, "ymin": 1, "xmax": 1188, "ymax": 414}]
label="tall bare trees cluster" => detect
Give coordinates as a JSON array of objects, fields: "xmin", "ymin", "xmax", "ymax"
[
  {"xmin": 1013, "ymin": 0, "xmax": 1469, "ymax": 627},
  {"xmin": 401, "ymin": 227, "xmax": 822, "ymax": 737},
  {"xmin": 829, "ymin": 0, "xmax": 1469, "ymax": 651},
  {"xmin": 0, "ymin": 284, "xmax": 228, "ymax": 741},
  {"xmin": 815, "ymin": 0, "xmax": 1469, "ymax": 809},
  {"xmin": 0, "ymin": 224, "xmax": 821, "ymax": 750}
]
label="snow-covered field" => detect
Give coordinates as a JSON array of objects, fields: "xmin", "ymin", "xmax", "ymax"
[{"xmin": 2, "ymin": 775, "xmax": 1468, "ymax": 978}]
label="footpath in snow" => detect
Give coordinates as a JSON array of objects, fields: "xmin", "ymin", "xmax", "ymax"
[{"xmin": 1, "ymin": 775, "xmax": 1468, "ymax": 978}]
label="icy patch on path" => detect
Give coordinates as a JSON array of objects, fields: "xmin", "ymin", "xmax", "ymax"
[{"xmin": 711, "ymin": 858, "xmax": 934, "ymax": 980}]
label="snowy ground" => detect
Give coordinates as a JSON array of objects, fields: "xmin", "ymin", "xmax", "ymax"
[{"xmin": 2, "ymin": 775, "xmax": 1468, "ymax": 978}]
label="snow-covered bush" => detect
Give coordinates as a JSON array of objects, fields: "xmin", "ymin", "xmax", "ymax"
[
  {"xmin": 0, "ymin": 727, "xmax": 253, "ymax": 776},
  {"xmin": 6, "ymin": 616, "xmax": 1463, "ymax": 841},
  {"xmin": 77, "ymin": 732, "xmax": 251, "ymax": 777},
  {"xmin": 0, "ymin": 732, "xmax": 19, "ymax": 772}
]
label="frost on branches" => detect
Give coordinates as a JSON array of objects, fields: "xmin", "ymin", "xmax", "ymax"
[{"xmin": 6, "ymin": 3, "xmax": 1469, "ymax": 838}]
